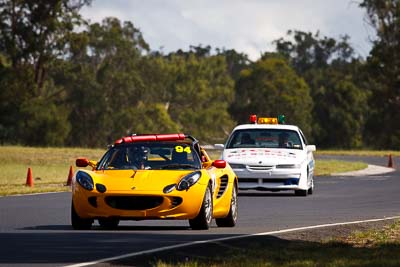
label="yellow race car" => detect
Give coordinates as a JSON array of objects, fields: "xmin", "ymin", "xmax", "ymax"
[{"xmin": 71, "ymin": 133, "xmax": 238, "ymax": 230}]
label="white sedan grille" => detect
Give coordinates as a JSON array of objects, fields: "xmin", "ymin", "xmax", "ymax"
[{"xmin": 247, "ymin": 165, "xmax": 274, "ymax": 171}]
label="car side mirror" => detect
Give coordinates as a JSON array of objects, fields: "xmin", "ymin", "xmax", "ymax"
[
  {"xmin": 76, "ymin": 157, "xmax": 89, "ymax": 167},
  {"xmin": 306, "ymin": 145, "xmax": 316, "ymax": 152},
  {"xmin": 212, "ymin": 159, "xmax": 226, "ymax": 169}
]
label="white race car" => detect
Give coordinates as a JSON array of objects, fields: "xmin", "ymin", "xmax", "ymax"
[{"xmin": 216, "ymin": 115, "xmax": 316, "ymax": 196}]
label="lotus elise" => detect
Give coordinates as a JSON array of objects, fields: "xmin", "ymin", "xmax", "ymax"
[{"xmin": 71, "ymin": 133, "xmax": 238, "ymax": 230}]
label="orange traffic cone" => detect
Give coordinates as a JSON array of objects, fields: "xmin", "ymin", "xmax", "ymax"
[
  {"xmin": 26, "ymin": 167, "xmax": 33, "ymax": 187},
  {"xmin": 388, "ymin": 154, "xmax": 394, "ymax": 168},
  {"xmin": 66, "ymin": 165, "xmax": 74, "ymax": 186}
]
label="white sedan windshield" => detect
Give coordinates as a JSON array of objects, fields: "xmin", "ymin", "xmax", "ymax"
[{"xmin": 226, "ymin": 129, "xmax": 303, "ymax": 149}]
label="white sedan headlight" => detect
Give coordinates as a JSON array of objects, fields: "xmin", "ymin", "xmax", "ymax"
[
  {"xmin": 276, "ymin": 164, "xmax": 301, "ymax": 169},
  {"xmin": 229, "ymin": 163, "xmax": 246, "ymax": 169}
]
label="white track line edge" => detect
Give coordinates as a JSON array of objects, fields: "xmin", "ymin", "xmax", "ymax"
[{"xmin": 64, "ymin": 215, "xmax": 400, "ymax": 267}]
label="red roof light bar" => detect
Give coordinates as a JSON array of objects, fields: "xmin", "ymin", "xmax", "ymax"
[
  {"xmin": 249, "ymin": 114, "xmax": 257, "ymax": 124},
  {"xmin": 115, "ymin": 133, "xmax": 186, "ymax": 145}
]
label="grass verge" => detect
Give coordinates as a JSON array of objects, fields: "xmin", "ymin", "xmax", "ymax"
[
  {"xmin": 315, "ymin": 150, "xmax": 400, "ymax": 157},
  {"xmin": 0, "ymin": 146, "xmax": 374, "ymax": 196},
  {"xmin": 0, "ymin": 146, "xmax": 104, "ymax": 196},
  {"xmin": 315, "ymin": 160, "xmax": 367, "ymax": 176},
  {"xmin": 119, "ymin": 220, "xmax": 400, "ymax": 267}
]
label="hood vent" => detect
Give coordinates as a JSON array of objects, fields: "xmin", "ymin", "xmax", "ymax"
[{"xmin": 217, "ymin": 175, "xmax": 229, "ymax": 198}]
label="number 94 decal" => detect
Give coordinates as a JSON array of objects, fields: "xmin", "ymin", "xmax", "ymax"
[{"xmin": 175, "ymin": 145, "xmax": 191, "ymax": 153}]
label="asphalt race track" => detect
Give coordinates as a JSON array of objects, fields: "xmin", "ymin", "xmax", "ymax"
[{"xmin": 0, "ymin": 156, "xmax": 399, "ymax": 266}]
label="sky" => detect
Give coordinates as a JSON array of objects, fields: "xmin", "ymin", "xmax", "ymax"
[{"xmin": 80, "ymin": 0, "xmax": 375, "ymax": 60}]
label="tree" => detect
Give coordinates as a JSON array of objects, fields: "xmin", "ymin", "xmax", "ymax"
[
  {"xmin": 60, "ymin": 17, "xmax": 150, "ymax": 147},
  {"xmin": 360, "ymin": 0, "xmax": 400, "ymax": 148},
  {"xmin": 230, "ymin": 55, "xmax": 313, "ymax": 138},
  {"xmin": 18, "ymin": 96, "xmax": 71, "ymax": 146},
  {"xmin": 113, "ymin": 102, "xmax": 180, "ymax": 137},
  {"xmin": 308, "ymin": 67, "xmax": 368, "ymax": 148},
  {"xmin": 0, "ymin": 0, "xmax": 90, "ymax": 146},
  {"xmin": 216, "ymin": 48, "xmax": 252, "ymax": 81},
  {"xmin": 274, "ymin": 30, "xmax": 368, "ymax": 148},
  {"xmin": 0, "ymin": 0, "xmax": 91, "ymax": 89},
  {"xmin": 163, "ymin": 52, "xmax": 235, "ymax": 143}
]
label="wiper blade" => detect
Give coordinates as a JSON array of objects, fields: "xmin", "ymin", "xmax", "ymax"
[{"xmin": 160, "ymin": 164, "xmax": 199, "ymax": 170}]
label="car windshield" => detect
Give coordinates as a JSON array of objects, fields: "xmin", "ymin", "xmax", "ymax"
[
  {"xmin": 226, "ymin": 129, "xmax": 303, "ymax": 150},
  {"xmin": 96, "ymin": 142, "xmax": 202, "ymax": 170}
]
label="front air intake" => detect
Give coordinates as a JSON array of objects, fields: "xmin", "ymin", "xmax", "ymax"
[{"xmin": 105, "ymin": 196, "xmax": 163, "ymax": 210}]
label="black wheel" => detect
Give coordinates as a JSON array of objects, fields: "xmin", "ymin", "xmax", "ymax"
[
  {"xmin": 98, "ymin": 218, "xmax": 120, "ymax": 229},
  {"xmin": 295, "ymin": 189, "xmax": 308, "ymax": 196},
  {"xmin": 308, "ymin": 187, "xmax": 313, "ymax": 195},
  {"xmin": 216, "ymin": 185, "xmax": 238, "ymax": 227},
  {"xmin": 189, "ymin": 186, "xmax": 213, "ymax": 230},
  {"xmin": 71, "ymin": 202, "xmax": 93, "ymax": 230},
  {"xmin": 308, "ymin": 177, "xmax": 314, "ymax": 195}
]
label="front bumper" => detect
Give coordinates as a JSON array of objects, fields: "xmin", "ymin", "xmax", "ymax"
[
  {"xmin": 233, "ymin": 167, "xmax": 302, "ymax": 190},
  {"xmin": 72, "ymin": 185, "xmax": 205, "ymax": 220}
]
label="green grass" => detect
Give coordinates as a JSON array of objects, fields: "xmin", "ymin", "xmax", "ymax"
[
  {"xmin": 151, "ymin": 220, "xmax": 400, "ymax": 267},
  {"xmin": 316, "ymin": 149, "xmax": 400, "ymax": 157},
  {"xmin": 0, "ymin": 146, "xmax": 383, "ymax": 196},
  {"xmin": 345, "ymin": 221, "xmax": 400, "ymax": 247},
  {"xmin": 0, "ymin": 146, "xmax": 104, "ymax": 196},
  {"xmin": 315, "ymin": 160, "xmax": 368, "ymax": 176}
]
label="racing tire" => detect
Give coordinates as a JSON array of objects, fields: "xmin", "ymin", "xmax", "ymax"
[
  {"xmin": 98, "ymin": 218, "xmax": 120, "ymax": 229},
  {"xmin": 308, "ymin": 178, "xmax": 314, "ymax": 195},
  {"xmin": 71, "ymin": 202, "xmax": 93, "ymax": 230},
  {"xmin": 216, "ymin": 185, "xmax": 238, "ymax": 227},
  {"xmin": 308, "ymin": 187, "xmax": 313, "ymax": 195},
  {"xmin": 189, "ymin": 186, "xmax": 213, "ymax": 230},
  {"xmin": 295, "ymin": 189, "xmax": 308, "ymax": 196}
]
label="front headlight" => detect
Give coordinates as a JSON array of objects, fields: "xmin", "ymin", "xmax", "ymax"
[
  {"xmin": 177, "ymin": 171, "xmax": 202, "ymax": 191},
  {"xmin": 276, "ymin": 164, "xmax": 301, "ymax": 169},
  {"xmin": 76, "ymin": 171, "xmax": 94, "ymax": 191}
]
